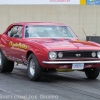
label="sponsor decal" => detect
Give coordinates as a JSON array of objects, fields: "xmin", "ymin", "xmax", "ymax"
[
  {"xmin": 86, "ymin": 0, "xmax": 100, "ymax": 5},
  {"xmin": 8, "ymin": 56, "xmax": 22, "ymax": 62},
  {"xmin": 9, "ymin": 41, "xmax": 28, "ymax": 50},
  {"xmin": 49, "ymin": 0, "xmax": 70, "ymax": 2},
  {"xmin": 0, "ymin": 0, "xmax": 80, "ymax": 5}
]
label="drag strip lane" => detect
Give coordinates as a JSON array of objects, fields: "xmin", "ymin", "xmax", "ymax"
[{"xmin": 0, "ymin": 65, "xmax": 100, "ymax": 100}]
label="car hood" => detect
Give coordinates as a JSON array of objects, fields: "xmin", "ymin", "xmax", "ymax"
[{"xmin": 28, "ymin": 38, "xmax": 100, "ymax": 51}]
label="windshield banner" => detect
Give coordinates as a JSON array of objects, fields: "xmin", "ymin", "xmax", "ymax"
[{"xmin": 0, "ymin": 0, "xmax": 80, "ymax": 5}]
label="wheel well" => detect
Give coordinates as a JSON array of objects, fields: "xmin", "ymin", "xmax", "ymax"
[{"xmin": 26, "ymin": 51, "xmax": 33, "ymax": 59}]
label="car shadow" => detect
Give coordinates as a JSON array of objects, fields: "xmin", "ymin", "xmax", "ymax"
[
  {"xmin": 40, "ymin": 71, "xmax": 100, "ymax": 83},
  {"xmin": 2, "ymin": 66, "xmax": 100, "ymax": 84}
]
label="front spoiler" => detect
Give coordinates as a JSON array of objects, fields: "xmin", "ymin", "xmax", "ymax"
[{"xmin": 42, "ymin": 60, "xmax": 100, "ymax": 64}]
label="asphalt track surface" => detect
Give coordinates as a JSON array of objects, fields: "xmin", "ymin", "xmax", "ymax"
[{"xmin": 0, "ymin": 64, "xmax": 100, "ymax": 100}]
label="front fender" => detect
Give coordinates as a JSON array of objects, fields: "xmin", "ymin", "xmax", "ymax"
[{"xmin": 25, "ymin": 43, "xmax": 49, "ymax": 66}]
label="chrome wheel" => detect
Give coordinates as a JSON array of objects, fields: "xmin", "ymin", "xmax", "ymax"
[
  {"xmin": 29, "ymin": 59, "xmax": 35, "ymax": 76},
  {"xmin": 28, "ymin": 54, "xmax": 42, "ymax": 81}
]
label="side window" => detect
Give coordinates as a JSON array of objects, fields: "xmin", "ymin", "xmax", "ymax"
[
  {"xmin": 7, "ymin": 26, "xmax": 22, "ymax": 38},
  {"xmin": 16, "ymin": 26, "xmax": 23, "ymax": 38}
]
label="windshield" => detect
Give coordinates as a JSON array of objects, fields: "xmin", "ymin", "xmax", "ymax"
[{"xmin": 25, "ymin": 25, "xmax": 76, "ymax": 38}]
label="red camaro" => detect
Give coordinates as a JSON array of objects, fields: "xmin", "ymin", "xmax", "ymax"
[{"xmin": 0, "ymin": 22, "xmax": 100, "ymax": 81}]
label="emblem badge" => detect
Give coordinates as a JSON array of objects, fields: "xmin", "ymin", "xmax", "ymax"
[{"xmin": 76, "ymin": 54, "xmax": 81, "ymax": 57}]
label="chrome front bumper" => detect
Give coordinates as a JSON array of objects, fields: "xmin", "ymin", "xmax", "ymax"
[{"xmin": 42, "ymin": 60, "xmax": 100, "ymax": 64}]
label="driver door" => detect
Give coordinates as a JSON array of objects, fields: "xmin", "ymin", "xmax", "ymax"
[{"xmin": 5, "ymin": 25, "xmax": 24, "ymax": 62}]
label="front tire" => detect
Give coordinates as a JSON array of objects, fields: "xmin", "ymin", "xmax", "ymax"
[
  {"xmin": 27, "ymin": 53, "xmax": 42, "ymax": 81},
  {"xmin": 0, "ymin": 50, "xmax": 14, "ymax": 73},
  {"xmin": 84, "ymin": 68, "xmax": 100, "ymax": 79}
]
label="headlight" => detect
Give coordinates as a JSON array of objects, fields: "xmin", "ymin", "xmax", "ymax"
[
  {"xmin": 91, "ymin": 52, "xmax": 96, "ymax": 57},
  {"xmin": 97, "ymin": 51, "xmax": 100, "ymax": 58},
  {"xmin": 58, "ymin": 52, "xmax": 63, "ymax": 58},
  {"xmin": 49, "ymin": 52, "xmax": 57, "ymax": 60}
]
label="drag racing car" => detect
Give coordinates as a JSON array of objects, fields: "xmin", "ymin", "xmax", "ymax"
[{"xmin": 0, "ymin": 22, "xmax": 100, "ymax": 81}]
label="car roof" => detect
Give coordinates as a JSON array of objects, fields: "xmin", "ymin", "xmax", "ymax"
[{"xmin": 12, "ymin": 22, "xmax": 67, "ymax": 26}]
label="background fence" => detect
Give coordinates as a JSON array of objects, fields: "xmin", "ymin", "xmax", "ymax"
[{"xmin": 0, "ymin": 0, "xmax": 100, "ymax": 41}]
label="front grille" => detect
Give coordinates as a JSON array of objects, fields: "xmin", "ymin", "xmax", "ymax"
[{"xmin": 57, "ymin": 51, "xmax": 98, "ymax": 58}]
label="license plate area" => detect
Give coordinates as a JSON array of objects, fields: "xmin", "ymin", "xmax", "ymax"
[{"xmin": 72, "ymin": 63, "xmax": 84, "ymax": 70}]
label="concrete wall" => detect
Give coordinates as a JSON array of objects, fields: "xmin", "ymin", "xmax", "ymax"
[{"xmin": 0, "ymin": 5, "xmax": 100, "ymax": 40}]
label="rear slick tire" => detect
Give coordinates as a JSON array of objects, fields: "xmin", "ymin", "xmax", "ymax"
[{"xmin": 0, "ymin": 50, "xmax": 14, "ymax": 73}]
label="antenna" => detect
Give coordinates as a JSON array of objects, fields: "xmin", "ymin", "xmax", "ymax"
[{"xmin": 81, "ymin": 28, "xmax": 87, "ymax": 36}]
